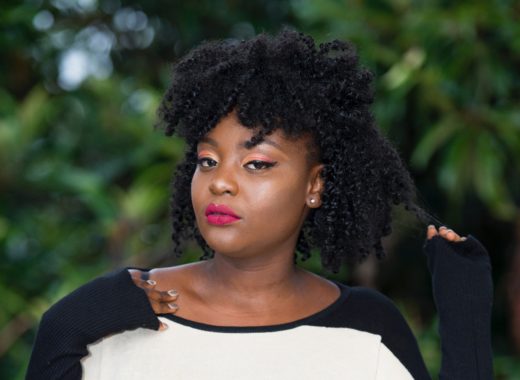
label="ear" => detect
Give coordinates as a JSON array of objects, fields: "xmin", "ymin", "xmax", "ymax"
[{"xmin": 306, "ymin": 164, "xmax": 325, "ymax": 208}]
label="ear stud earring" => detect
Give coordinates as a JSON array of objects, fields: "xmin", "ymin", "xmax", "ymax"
[{"xmin": 309, "ymin": 198, "xmax": 316, "ymax": 205}]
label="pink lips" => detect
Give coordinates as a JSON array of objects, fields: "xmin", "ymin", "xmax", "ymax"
[{"xmin": 204, "ymin": 203, "xmax": 241, "ymax": 225}]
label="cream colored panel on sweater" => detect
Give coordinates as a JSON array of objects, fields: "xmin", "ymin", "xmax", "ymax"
[{"xmin": 82, "ymin": 317, "xmax": 412, "ymax": 380}]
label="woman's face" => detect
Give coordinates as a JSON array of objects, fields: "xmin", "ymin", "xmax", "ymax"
[{"xmin": 191, "ymin": 112, "xmax": 323, "ymax": 260}]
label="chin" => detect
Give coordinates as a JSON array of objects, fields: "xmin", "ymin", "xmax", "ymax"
[
  {"xmin": 204, "ymin": 240, "xmax": 245, "ymax": 257},
  {"xmin": 198, "ymin": 226, "xmax": 248, "ymax": 257}
]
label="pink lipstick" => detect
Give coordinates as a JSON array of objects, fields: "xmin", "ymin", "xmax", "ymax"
[{"xmin": 205, "ymin": 203, "xmax": 241, "ymax": 225}]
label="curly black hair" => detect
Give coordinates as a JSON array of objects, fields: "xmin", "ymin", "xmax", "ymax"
[{"xmin": 158, "ymin": 29, "xmax": 430, "ymax": 273}]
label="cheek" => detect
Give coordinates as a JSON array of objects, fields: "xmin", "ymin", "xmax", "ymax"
[
  {"xmin": 190, "ymin": 170, "xmax": 205, "ymax": 214},
  {"xmin": 243, "ymin": 175, "xmax": 307, "ymax": 223}
]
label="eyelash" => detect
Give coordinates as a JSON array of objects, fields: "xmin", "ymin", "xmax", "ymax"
[
  {"xmin": 244, "ymin": 160, "xmax": 277, "ymax": 171},
  {"xmin": 196, "ymin": 158, "xmax": 277, "ymax": 171}
]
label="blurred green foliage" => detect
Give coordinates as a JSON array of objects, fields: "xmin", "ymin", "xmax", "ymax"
[
  {"xmin": 1, "ymin": 0, "xmax": 519, "ymax": 378},
  {"xmin": 295, "ymin": 0, "xmax": 520, "ymax": 220}
]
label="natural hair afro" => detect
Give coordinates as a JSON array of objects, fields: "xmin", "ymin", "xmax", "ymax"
[{"xmin": 158, "ymin": 29, "xmax": 428, "ymax": 273}]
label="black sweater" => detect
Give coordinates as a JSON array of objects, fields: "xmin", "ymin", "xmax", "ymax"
[{"xmin": 26, "ymin": 235, "xmax": 493, "ymax": 379}]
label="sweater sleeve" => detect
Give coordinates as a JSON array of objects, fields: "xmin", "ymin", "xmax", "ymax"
[
  {"xmin": 26, "ymin": 269, "xmax": 160, "ymax": 380},
  {"xmin": 423, "ymin": 235, "xmax": 493, "ymax": 380}
]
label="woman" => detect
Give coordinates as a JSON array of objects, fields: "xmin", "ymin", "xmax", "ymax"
[{"xmin": 26, "ymin": 30, "xmax": 493, "ymax": 379}]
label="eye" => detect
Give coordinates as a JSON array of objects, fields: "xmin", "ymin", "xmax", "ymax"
[
  {"xmin": 197, "ymin": 157, "xmax": 217, "ymax": 168},
  {"xmin": 244, "ymin": 160, "xmax": 277, "ymax": 171}
]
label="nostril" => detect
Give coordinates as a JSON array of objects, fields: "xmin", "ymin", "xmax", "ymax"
[{"xmin": 209, "ymin": 178, "xmax": 238, "ymax": 196}]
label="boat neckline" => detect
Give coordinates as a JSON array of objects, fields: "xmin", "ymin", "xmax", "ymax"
[{"xmin": 160, "ymin": 280, "xmax": 351, "ymax": 333}]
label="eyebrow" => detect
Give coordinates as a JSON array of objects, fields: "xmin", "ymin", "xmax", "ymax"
[{"xmin": 198, "ymin": 136, "xmax": 282, "ymax": 150}]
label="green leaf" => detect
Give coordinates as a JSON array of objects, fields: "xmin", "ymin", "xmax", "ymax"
[{"xmin": 411, "ymin": 118, "xmax": 459, "ymax": 169}]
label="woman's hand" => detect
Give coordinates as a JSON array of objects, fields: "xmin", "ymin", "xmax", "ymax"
[
  {"xmin": 128, "ymin": 269, "xmax": 179, "ymax": 331},
  {"xmin": 427, "ymin": 225, "xmax": 467, "ymax": 242}
]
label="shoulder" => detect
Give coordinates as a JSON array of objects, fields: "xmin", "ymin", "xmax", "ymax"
[
  {"xmin": 319, "ymin": 284, "xmax": 409, "ymax": 335},
  {"xmin": 347, "ymin": 286, "xmax": 402, "ymax": 314},
  {"xmin": 45, "ymin": 269, "xmax": 131, "ymax": 307},
  {"xmin": 145, "ymin": 262, "xmax": 207, "ymax": 300},
  {"xmin": 41, "ymin": 268, "xmax": 145, "ymax": 326},
  {"xmin": 347, "ymin": 287, "xmax": 418, "ymax": 345},
  {"xmin": 319, "ymin": 284, "xmax": 430, "ymax": 379},
  {"xmin": 315, "ymin": 285, "xmax": 420, "ymax": 357},
  {"xmin": 37, "ymin": 267, "xmax": 159, "ymax": 339},
  {"xmin": 310, "ymin": 284, "xmax": 419, "ymax": 359}
]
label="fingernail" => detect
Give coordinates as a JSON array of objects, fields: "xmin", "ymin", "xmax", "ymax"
[
  {"xmin": 168, "ymin": 303, "xmax": 178, "ymax": 310},
  {"xmin": 167, "ymin": 289, "xmax": 178, "ymax": 297},
  {"xmin": 439, "ymin": 226, "xmax": 447, "ymax": 230},
  {"xmin": 460, "ymin": 237, "xmax": 467, "ymax": 241},
  {"xmin": 146, "ymin": 279, "xmax": 156, "ymax": 286},
  {"xmin": 427, "ymin": 225, "xmax": 434, "ymax": 228},
  {"xmin": 160, "ymin": 322, "xmax": 169, "ymax": 331}
]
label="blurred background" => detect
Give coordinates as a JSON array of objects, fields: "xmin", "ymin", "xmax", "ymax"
[{"xmin": 1, "ymin": 0, "xmax": 519, "ymax": 378}]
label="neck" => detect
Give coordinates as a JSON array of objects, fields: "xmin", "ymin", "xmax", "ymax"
[
  {"xmin": 204, "ymin": 251, "xmax": 302, "ymax": 296},
  {"xmin": 186, "ymin": 251, "xmax": 313, "ymax": 323}
]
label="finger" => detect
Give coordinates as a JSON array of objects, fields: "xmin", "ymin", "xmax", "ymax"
[
  {"xmin": 445, "ymin": 229, "xmax": 460, "ymax": 241},
  {"xmin": 448, "ymin": 229, "xmax": 467, "ymax": 242},
  {"xmin": 426, "ymin": 225, "xmax": 438, "ymax": 240},
  {"xmin": 141, "ymin": 279, "xmax": 157, "ymax": 288},
  {"xmin": 146, "ymin": 289, "xmax": 179, "ymax": 303},
  {"xmin": 151, "ymin": 301, "xmax": 179, "ymax": 315},
  {"xmin": 132, "ymin": 278, "xmax": 158, "ymax": 294},
  {"xmin": 159, "ymin": 321, "xmax": 169, "ymax": 331},
  {"xmin": 438, "ymin": 227, "xmax": 466, "ymax": 242},
  {"xmin": 127, "ymin": 270, "xmax": 158, "ymax": 291},
  {"xmin": 129, "ymin": 271, "xmax": 162, "ymax": 294},
  {"xmin": 128, "ymin": 269, "xmax": 145, "ymax": 286}
]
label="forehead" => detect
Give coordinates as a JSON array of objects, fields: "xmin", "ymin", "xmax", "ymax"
[{"xmin": 199, "ymin": 112, "xmax": 313, "ymax": 156}]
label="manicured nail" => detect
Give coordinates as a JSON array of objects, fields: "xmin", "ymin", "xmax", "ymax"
[
  {"xmin": 168, "ymin": 303, "xmax": 178, "ymax": 310},
  {"xmin": 439, "ymin": 226, "xmax": 447, "ymax": 230},
  {"xmin": 160, "ymin": 322, "xmax": 169, "ymax": 331},
  {"xmin": 146, "ymin": 279, "xmax": 156, "ymax": 286},
  {"xmin": 460, "ymin": 237, "xmax": 467, "ymax": 241},
  {"xmin": 167, "ymin": 289, "xmax": 178, "ymax": 297}
]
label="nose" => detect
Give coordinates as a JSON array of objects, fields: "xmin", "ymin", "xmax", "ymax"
[{"xmin": 209, "ymin": 167, "xmax": 238, "ymax": 196}]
